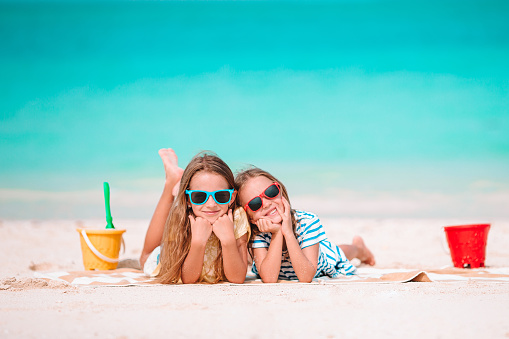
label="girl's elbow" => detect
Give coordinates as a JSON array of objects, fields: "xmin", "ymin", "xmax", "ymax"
[
  {"xmin": 226, "ymin": 266, "xmax": 248, "ymax": 284},
  {"xmin": 181, "ymin": 276, "xmax": 198, "ymax": 284},
  {"xmin": 262, "ymin": 278, "xmax": 278, "ymax": 283},
  {"xmin": 298, "ymin": 271, "xmax": 316, "ymax": 283},
  {"xmin": 260, "ymin": 273, "xmax": 278, "ymax": 283},
  {"xmin": 298, "ymin": 277, "xmax": 314, "ymax": 283},
  {"xmin": 229, "ymin": 276, "xmax": 246, "ymax": 284}
]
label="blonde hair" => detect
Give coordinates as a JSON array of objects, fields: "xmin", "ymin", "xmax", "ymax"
[
  {"xmin": 157, "ymin": 152, "xmax": 236, "ymax": 284},
  {"xmin": 234, "ymin": 167, "xmax": 297, "ymax": 248}
]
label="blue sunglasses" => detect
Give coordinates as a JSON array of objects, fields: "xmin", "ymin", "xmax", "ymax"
[{"xmin": 185, "ymin": 189, "xmax": 234, "ymax": 205}]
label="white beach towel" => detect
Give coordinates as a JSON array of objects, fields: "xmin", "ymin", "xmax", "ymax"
[{"xmin": 30, "ymin": 267, "xmax": 509, "ymax": 287}]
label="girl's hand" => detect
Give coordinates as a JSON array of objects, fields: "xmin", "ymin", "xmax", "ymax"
[
  {"xmin": 275, "ymin": 197, "xmax": 293, "ymax": 237},
  {"xmin": 256, "ymin": 218, "xmax": 281, "ymax": 234},
  {"xmin": 188, "ymin": 215, "xmax": 213, "ymax": 245},
  {"xmin": 212, "ymin": 209, "xmax": 236, "ymax": 243}
]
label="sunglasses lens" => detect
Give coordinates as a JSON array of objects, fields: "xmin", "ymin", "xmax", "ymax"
[
  {"xmin": 214, "ymin": 190, "xmax": 231, "ymax": 204},
  {"xmin": 247, "ymin": 197, "xmax": 263, "ymax": 212},
  {"xmin": 190, "ymin": 191, "xmax": 207, "ymax": 204},
  {"xmin": 264, "ymin": 183, "xmax": 280, "ymax": 198}
]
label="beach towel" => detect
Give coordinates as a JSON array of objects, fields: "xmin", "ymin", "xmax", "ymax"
[
  {"xmin": 30, "ymin": 267, "xmax": 509, "ymax": 287},
  {"xmin": 316, "ymin": 267, "xmax": 509, "ymax": 284}
]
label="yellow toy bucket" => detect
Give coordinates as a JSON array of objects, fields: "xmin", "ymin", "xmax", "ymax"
[{"xmin": 77, "ymin": 228, "xmax": 126, "ymax": 270}]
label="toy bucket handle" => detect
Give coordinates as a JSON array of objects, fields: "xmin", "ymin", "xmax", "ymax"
[
  {"xmin": 440, "ymin": 227, "xmax": 450, "ymax": 255},
  {"xmin": 80, "ymin": 230, "xmax": 125, "ymax": 263}
]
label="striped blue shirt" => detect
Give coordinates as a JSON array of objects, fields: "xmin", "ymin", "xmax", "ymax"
[{"xmin": 251, "ymin": 210, "xmax": 356, "ymax": 280}]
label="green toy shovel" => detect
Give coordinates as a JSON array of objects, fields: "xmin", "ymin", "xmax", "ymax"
[{"xmin": 104, "ymin": 182, "xmax": 115, "ymax": 229}]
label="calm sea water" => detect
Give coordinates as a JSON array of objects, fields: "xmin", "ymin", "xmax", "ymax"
[{"xmin": 1, "ymin": 0, "xmax": 508, "ymax": 218}]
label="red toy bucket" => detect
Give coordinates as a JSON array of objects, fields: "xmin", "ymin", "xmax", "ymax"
[{"xmin": 443, "ymin": 224, "xmax": 490, "ymax": 268}]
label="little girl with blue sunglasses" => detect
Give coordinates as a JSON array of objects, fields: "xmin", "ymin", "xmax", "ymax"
[
  {"xmin": 236, "ymin": 167, "xmax": 375, "ymax": 283},
  {"xmin": 140, "ymin": 149, "xmax": 250, "ymax": 284}
]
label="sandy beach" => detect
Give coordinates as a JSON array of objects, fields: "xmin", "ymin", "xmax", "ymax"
[{"xmin": 1, "ymin": 217, "xmax": 509, "ymax": 339}]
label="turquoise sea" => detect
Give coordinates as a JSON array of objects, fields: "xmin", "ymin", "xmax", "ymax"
[{"xmin": 1, "ymin": 0, "xmax": 508, "ymax": 219}]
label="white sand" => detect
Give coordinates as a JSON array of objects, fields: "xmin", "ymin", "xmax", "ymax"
[{"xmin": 1, "ymin": 218, "xmax": 509, "ymax": 338}]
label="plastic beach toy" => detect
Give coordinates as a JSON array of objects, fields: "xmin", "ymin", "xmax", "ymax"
[
  {"xmin": 76, "ymin": 182, "xmax": 125, "ymax": 270},
  {"xmin": 104, "ymin": 182, "xmax": 115, "ymax": 229},
  {"xmin": 443, "ymin": 223, "xmax": 490, "ymax": 268},
  {"xmin": 77, "ymin": 228, "xmax": 126, "ymax": 270}
]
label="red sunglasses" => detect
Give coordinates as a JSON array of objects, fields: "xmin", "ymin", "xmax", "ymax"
[{"xmin": 244, "ymin": 182, "xmax": 281, "ymax": 212}]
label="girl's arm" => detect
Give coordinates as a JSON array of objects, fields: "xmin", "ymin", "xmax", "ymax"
[
  {"xmin": 181, "ymin": 242, "xmax": 206, "ymax": 284},
  {"xmin": 251, "ymin": 219, "xmax": 284, "ymax": 283},
  {"xmin": 212, "ymin": 210, "xmax": 248, "ymax": 284},
  {"xmin": 221, "ymin": 233, "xmax": 249, "ymax": 283},
  {"xmin": 283, "ymin": 232, "xmax": 319, "ymax": 283},
  {"xmin": 278, "ymin": 198, "xmax": 318, "ymax": 283},
  {"xmin": 139, "ymin": 180, "xmax": 175, "ymax": 268},
  {"xmin": 181, "ymin": 216, "xmax": 213, "ymax": 284}
]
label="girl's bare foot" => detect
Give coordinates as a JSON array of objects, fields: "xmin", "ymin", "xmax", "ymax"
[
  {"xmin": 352, "ymin": 235, "xmax": 376, "ymax": 266},
  {"xmin": 158, "ymin": 148, "xmax": 184, "ymax": 195}
]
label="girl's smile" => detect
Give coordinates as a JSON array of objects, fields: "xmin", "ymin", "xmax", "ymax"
[
  {"xmin": 202, "ymin": 210, "xmax": 221, "ymax": 217},
  {"xmin": 265, "ymin": 207, "xmax": 278, "ymax": 217}
]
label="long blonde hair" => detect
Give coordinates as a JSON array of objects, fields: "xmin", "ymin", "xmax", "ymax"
[
  {"xmin": 157, "ymin": 152, "xmax": 236, "ymax": 284},
  {"xmin": 234, "ymin": 167, "xmax": 297, "ymax": 248}
]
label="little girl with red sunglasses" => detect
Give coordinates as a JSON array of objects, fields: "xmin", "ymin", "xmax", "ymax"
[
  {"xmin": 140, "ymin": 149, "xmax": 250, "ymax": 284},
  {"xmin": 235, "ymin": 167, "xmax": 375, "ymax": 283}
]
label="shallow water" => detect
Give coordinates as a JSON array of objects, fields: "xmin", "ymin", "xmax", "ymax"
[{"xmin": 1, "ymin": 0, "xmax": 508, "ymax": 218}]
